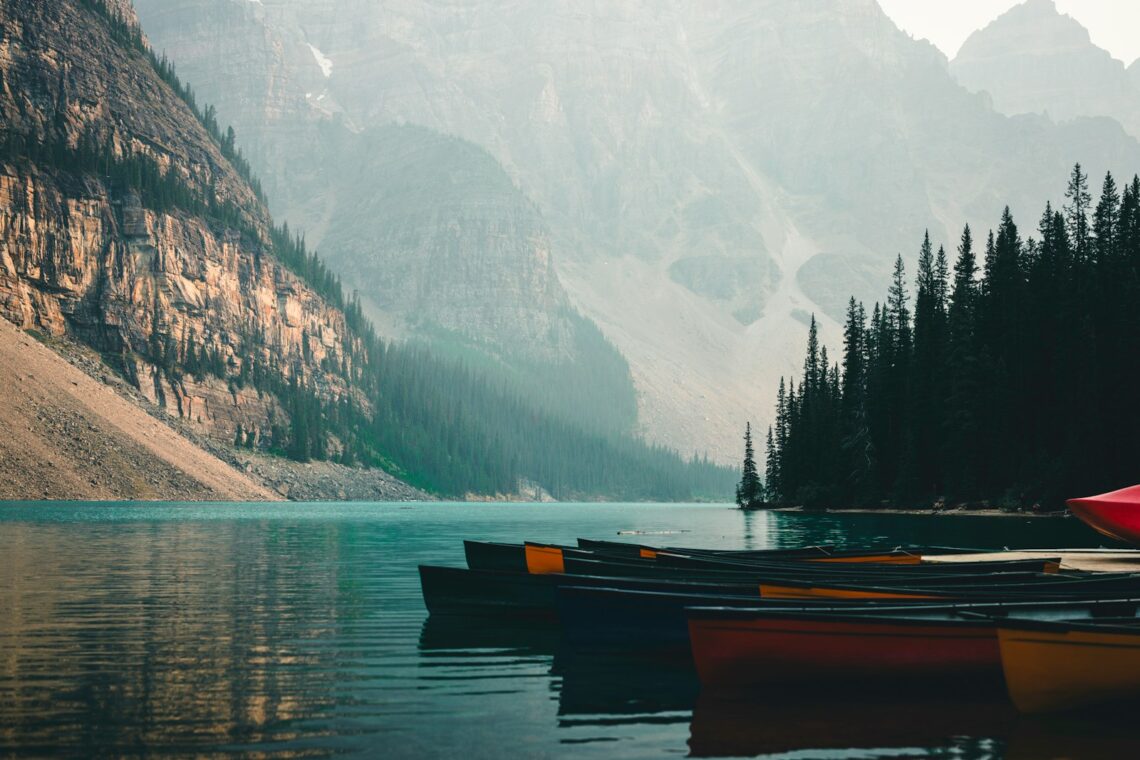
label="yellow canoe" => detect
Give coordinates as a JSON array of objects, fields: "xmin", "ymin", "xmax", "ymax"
[{"xmin": 998, "ymin": 619, "xmax": 1140, "ymax": 713}]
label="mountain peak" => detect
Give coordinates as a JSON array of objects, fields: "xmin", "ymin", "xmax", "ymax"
[
  {"xmin": 959, "ymin": 0, "xmax": 1092, "ymax": 60},
  {"xmin": 951, "ymin": 0, "xmax": 1140, "ymax": 140},
  {"xmin": 1018, "ymin": 0, "xmax": 1058, "ymax": 15}
]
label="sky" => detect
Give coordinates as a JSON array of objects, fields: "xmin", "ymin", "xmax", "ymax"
[{"xmin": 877, "ymin": 0, "xmax": 1140, "ymax": 65}]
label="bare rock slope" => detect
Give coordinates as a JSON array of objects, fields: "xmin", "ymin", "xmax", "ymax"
[{"xmin": 0, "ymin": 319, "xmax": 276, "ymax": 500}]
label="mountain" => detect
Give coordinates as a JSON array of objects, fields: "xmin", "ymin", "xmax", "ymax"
[
  {"xmin": 304, "ymin": 123, "xmax": 638, "ymax": 435},
  {"xmin": 132, "ymin": 0, "xmax": 1140, "ymax": 461},
  {"xmin": 2, "ymin": 0, "xmax": 729, "ymax": 500},
  {"xmin": 0, "ymin": 0, "xmax": 357, "ymax": 462},
  {"xmin": 129, "ymin": 0, "xmax": 639, "ymax": 439},
  {"xmin": 952, "ymin": 0, "xmax": 1140, "ymax": 140}
]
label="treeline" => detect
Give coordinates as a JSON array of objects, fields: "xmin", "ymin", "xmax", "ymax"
[
  {"xmin": 0, "ymin": 126, "xmax": 248, "ymax": 225},
  {"xmin": 77, "ymin": 0, "xmax": 263, "ymax": 199},
  {"xmin": 420, "ymin": 309, "xmax": 639, "ymax": 438},
  {"xmin": 7, "ymin": 0, "xmax": 739, "ymax": 500},
  {"xmin": 138, "ymin": 301, "xmax": 732, "ymax": 499},
  {"xmin": 365, "ymin": 344, "xmax": 729, "ymax": 499},
  {"xmin": 764, "ymin": 165, "xmax": 1140, "ymax": 510}
]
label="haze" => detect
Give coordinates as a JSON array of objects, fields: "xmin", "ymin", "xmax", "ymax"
[{"xmin": 880, "ymin": 0, "xmax": 1140, "ymax": 64}]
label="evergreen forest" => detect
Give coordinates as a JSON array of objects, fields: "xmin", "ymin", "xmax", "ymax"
[{"xmin": 763, "ymin": 165, "xmax": 1140, "ymax": 511}]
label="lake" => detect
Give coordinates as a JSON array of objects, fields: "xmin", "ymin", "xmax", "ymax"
[{"xmin": 0, "ymin": 502, "xmax": 1130, "ymax": 758}]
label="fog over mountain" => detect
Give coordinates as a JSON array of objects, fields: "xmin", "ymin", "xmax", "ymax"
[
  {"xmin": 952, "ymin": 0, "xmax": 1140, "ymax": 141},
  {"xmin": 133, "ymin": 0, "xmax": 1140, "ymax": 461}
]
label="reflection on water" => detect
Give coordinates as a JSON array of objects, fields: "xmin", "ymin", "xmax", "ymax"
[
  {"xmin": 0, "ymin": 502, "xmax": 1121, "ymax": 757},
  {"xmin": 690, "ymin": 691, "xmax": 1015, "ymax": 758}
]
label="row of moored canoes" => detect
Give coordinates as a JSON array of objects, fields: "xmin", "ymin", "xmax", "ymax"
[{"xmin": 419, "ymin": 538, "xmax": 1140, "ymax": 713}]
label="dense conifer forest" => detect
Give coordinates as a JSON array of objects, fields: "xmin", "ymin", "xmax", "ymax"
[
  {"xmin": 1, "ymin": 0, "xmax": 737, "ymax": 501},
  {"xmin": 763, "ymin": 166, "xmax": 1140, "ymax": 511}
]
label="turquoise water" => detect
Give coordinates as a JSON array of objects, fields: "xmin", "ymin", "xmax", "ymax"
[{"xmin": 0, "ymin": 502, "xmax": 1126, "ymax": 758}]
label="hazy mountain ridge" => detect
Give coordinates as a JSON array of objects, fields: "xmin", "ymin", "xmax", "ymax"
[
  {"xmin": 316, "ymin": 124, "xmax": 575, "ymax": 363},
  {"xmin": 132, "ymin": 0, "xmax": 1140, "ymax": 461},
  {"xmin": 952, "ymin": 0, "xmax": 1140, "ymax": 141},
  {"xmin": 132, "ymin": 0, "xmax": 642, "ymax": 438}
]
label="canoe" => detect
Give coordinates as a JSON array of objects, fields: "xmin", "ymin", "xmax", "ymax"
[
  {"xmin": 555, "ymin": 585, "xmax": 946, "ymax": 649},
  {"xmin": 998, "ymin": 618, "xmax": 1140, "ymax": 713},
  {"xmin": 687, "ymin": 599, "xmax": 1140, "ymax": 688},
  {"xmin": 466, "ymin": 539, "xmax": 989, "ymax": 574},
  {"xmin": 755, "ymin": 572, "xmax": 1140, "ymax": 601},
  {"xmin": 463, "ymin": 540, "xmax": 530, "ymax": 572},
  {"xmin": 557, "ymin": 586, "xmax": 774, "ymax": 649},
  {"xmin": 419, "ymin": 564, "xmax": 768, "ymax": 617},
  {"xmin": 652, "ymin": 551, "xmax": 1062, "ymax": 576},
  {"xmin": 560, "ymin": 555, "xmax": 1055, "ymax": 587},
  {"xmin": 577, "ymin": 538, "xmax": 987, "ymax": 562},
  {"xmin": 1068, "ymin": 484, "xmax": 1140, "ymax": 545},
  {"xmin": 421, "ymin": 564, "xmax": 1003, "ymax": 619},
  {"xmin": 464, "ymin": 540, "xmax": 683, "ymax": 573},
  {"xmin": 578, "ymin": 538, "xmax": 849, "ymax": 561}
]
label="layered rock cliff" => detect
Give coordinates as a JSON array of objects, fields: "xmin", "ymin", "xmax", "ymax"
[
  {"xmin": 0, "ymin": 0, "xmax": 361, "ymax": 453},
  {"xmin": 315, "ymin": 125, "xmax": 577, "ymax": 363}
]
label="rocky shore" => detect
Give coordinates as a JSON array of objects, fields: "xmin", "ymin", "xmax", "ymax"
[{"xmin": 3, "ymin": 323, "xmax": 433, "ymax": 502}]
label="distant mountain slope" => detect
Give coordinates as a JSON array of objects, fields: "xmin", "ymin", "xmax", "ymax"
[
  {"xmin": 132, "ymin": 0, "xmax": 1140, "ymax": 461},
  {"xmin": 952, "ymin": 0, "xmax": 1140, "ymax": 140},
  {"xmin": 312, "ymin": 123, "xmax": 638, "ymax": 434},
  {"xmin": 129, "ymin": 0, "xmax": 640, "ymax": 437}
]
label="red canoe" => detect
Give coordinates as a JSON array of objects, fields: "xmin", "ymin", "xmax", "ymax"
[
  {"xmin": 1068, "ymin": 484, "xmax": 1140, "ymax": 545},
  {"xmin": 687, "ymin": 608, "xmax": 1000, "ymax": 687}
]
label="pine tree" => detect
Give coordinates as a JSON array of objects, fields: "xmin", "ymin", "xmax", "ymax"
[
  {"xmin": 944, "ymin": 225, "xmax": 980, "ymax": 499},
  {"xmin": 839, "ymin": 298, "xmax": 874, "ymax": 505},
  {"xmin": 761, "ymin": 168, "xmax": 1140, "ymax": 511},
  {"xmin": 735, "ymin": 422, "xmax": 764, "ymax": 509},
  {"xmin": 764, "ymin": 426, "xmax": 779, "ymax": 502},
  {"xmin": 911, "ymin": 232, "xmax": 948, "ymax": 499},
  {"xmin": 1065, "ymin": 163, "xmax": 1092, "ymax": 262}
]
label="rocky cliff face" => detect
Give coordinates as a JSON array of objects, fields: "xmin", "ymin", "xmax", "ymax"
[
  {"xmin": 0, "ymin": 0, "xmax": 361, "ymax": 450},
  {"xmin": 952, "ymin": 0, "xmax": 1140, "ymax": 141},
  {"xmin": 315, "ymin": 125, "xmax": 578, "ymax": 362},
  {"xmin": 131, "ymin": 0, "xmax": 1140, "ymax": 460}
]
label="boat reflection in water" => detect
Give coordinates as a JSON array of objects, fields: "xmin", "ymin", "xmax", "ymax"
[
  {"xmin": 690, "ymin": 690, "xmax": 1015, "ymax": 758},
  {"xmin": 421, "ymin": 614, "xmax": 1140, "ymax": 759},
  {"xmin": 418, "ymin": 615, "xmax": 697, "ymax": 719}
]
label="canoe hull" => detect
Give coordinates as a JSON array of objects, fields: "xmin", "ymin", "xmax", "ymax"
[
  {"xmin": 555, "ymin": 586, "xmax": 761, "ymax": 648},
  {"xmin": 463, "ymin": 540, "xmax": 529, "ymax": 572},
  {"xmin": 998, "ymin": 622, "xmax": 1140, "ymax": 713},
  {"xmin": 420, "ymin": 565, "xmax": 767, "ymax": 617},
  {"xmin": 688, "ymin": 614, "xmax": 999, "ymax": 687},
  {"xmin": 1068, "ymin": 485, "xmax": 1140, "ymax": 546}
]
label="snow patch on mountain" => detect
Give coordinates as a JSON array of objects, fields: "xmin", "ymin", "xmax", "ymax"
[{"xmin": 307, "ymin": 43, "xmax": 332, "ymax": 78}]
